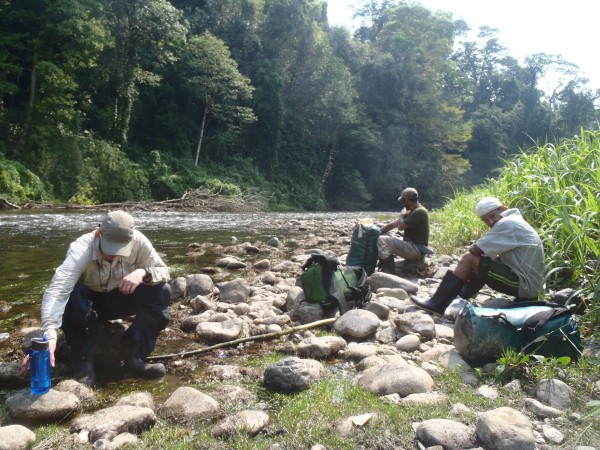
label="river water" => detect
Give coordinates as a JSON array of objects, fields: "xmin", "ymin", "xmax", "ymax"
[{"xmin": 0, "ymin": 209, "xmax": 387, "ymax": 333}]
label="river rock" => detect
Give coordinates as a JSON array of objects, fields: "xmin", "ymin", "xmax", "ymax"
[
  {"xmin": 392, "ymin": 311, "xmax": 436, "ymax": 341},
  {"xmin": 209, "ymin": 384, "xmax": 257, "ymax": 405},
  {"xmin": 54, "ymin": 379, "xmax": 96, "ymax": 404},
  {"xmin": 69, "ymin": 404, "xmax": 156, "ymax": 442},
  {"xmin": 169, "ymin": 277, "xmax": 186, "ymax": 300},
  {"xmin": 535, "ymin": 378, "xmax": 573, "ymax": 409},
  {"xmin": 366, "ymin": 272, "xmax": 419, "ymax": 294},
  {"xmin": 284, "ymin": 286, "xmax": 305, "ymax": 310},
  {"xmin": 364, "ymin": 301, "xmax": 390, "ymax": 320},
  {"xmin": 395, "ymin": 334, "xmax": 421, "ymax": 352},
  {"xmin": 160, "ymin": 387, "xmax": 221, "ymax": 424},
  {"xmin": 476, "ymin": 407, "xmax": 536, "ymax": 450},
  {"xmin": 333, "ymin": 309, "xmax": 380, "ymax": 339},
  {"xmin": 0, "ymin": 361, "xmax": 27, "ymax": 386},
  {"xmin": 196, "ymin": 317, "xmax": 244, "ymax": 343},
  {"xmin": 297, "ymin": 335, "xmax": 347, "ymax": 359},
  {"xmin": 186, "ymin": 274, "xmax": 215, "ymax": 297},
  {"xmin": 415, "ymin": 418, "xmax": 476, "ymax": 449},
  {"xmin": 216, "ymin": 278, "xmax": 250, "ymax": 303},
  {"xmin": 6, "ymin": 389, "xmax": 80, "ymax": 423},
  {"xmin": 524, "ymin": 397, "xmax": 563, "ymax": 418},
  {"xmin": 180, "ymin": 311, "xmax": 213, "ymax": 332},
  {"xmin": 344, "ymin": 342, "xmax": 397, "ymax": 362},
  {"xmin": 289, "ymin": 303, "xmax": 325, "ymax": 324},
  {"xmin": 263, "ymin": 356, "xmax": 327, "ymax": 393},
  {"xmin": 376, "ymin": 289, "xmax": 409, "ymax": 301},
  {"xmin": 0, "ymin": 424, "xmax": 36, "ymax": 450},
  {"xmin": 116, "ymin": 392, "xmax": 155, "ymax": 410},
  {"xmin": 354, "ymin": 361, "xmax": 434, "ymax": 396},
  {"xmin": 190, "ymin": 295, "xmax": 218, "ymax": 313},
  {"xmin": 211, "ymin": 410, "xmax": 270, "ymax": 437}
]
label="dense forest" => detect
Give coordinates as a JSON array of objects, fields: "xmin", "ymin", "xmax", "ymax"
[{"xmin": 0, "ymin": 0, "xmax": 598, "ymax": 210}]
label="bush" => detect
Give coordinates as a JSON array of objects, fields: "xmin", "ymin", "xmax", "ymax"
[
  {"xmin": 146, "ymin": 150, "xmax": 205, "ymax": 200},
  {"xmin": 0, "ymin": 155, "xmax": 49, "ymax": 202},
  {"xmin": 77, "ymin": 137, "xmax": 150, "ymax": 203}
]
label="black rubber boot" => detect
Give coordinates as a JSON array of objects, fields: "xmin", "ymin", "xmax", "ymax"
[
  {"xmin": 458, "ymin": 273, "xmax": 485, "ymax": 299},
  {"xmin": 130, "ymin": 356, "xmax": 166, "ymax": 379},
  {"xmin": 409, "ymin": 271, "xmax": 464, "ymax": 316},
  {"xmin": 379, "ymin": 256, "xmax": 396, "ymax": 274}
]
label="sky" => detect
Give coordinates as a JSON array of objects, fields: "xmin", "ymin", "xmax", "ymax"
[{"xmin": 326, "ymin": 0, "xmax": 600, "ymax": 92}]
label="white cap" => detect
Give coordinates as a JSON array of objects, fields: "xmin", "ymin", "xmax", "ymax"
[{"xmin": 475, "ymin": 197, "xmax": 502, "ymax": 217}]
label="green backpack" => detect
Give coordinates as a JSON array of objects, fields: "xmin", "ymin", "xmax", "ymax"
[
  {"xmin": 299, "ymin": 251, "xmax": 372, "ymax": 313},
  {"xmin": 346, "ymin": 222, "xmax": 381, "ymax": 276}
]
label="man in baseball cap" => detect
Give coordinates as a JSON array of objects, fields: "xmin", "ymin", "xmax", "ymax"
[
  {"xmin": 377, "ymin": 187, "xmax": 431, "ymax": 275},
  {"xmin": 28, "ymin": 210, "xmax": 171, "ymax": 386},
  {"xmin": 98, "ymin": 210, "xmax": 135, "ymax": 256},
  {"xmin": 410, "ymin": 196, "xmax": 545, "ymax": 316}
]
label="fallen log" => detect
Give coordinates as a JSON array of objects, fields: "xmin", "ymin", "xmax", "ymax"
[{"xmin": 147, "ymin": 317, "xmax": 337, "ymax": 362}]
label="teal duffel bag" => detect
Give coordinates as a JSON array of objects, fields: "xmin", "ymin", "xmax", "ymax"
[{"xmin": 454, "ymin": 301, "xmax": 583, "ymax": 365}]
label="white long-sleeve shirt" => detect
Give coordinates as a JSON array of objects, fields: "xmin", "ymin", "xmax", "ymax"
[
  {"xmin": 476, "ymin": 208, "xmax": 545, "ymax": 298},
  {"xmin": 41, "ymin": 229, "xmax": 170, "ymax": 340}
]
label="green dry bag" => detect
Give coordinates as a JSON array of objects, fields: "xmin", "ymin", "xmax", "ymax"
[{"xmin": 454, "ymin": 302, "xmax": 583, "ymax": 366}]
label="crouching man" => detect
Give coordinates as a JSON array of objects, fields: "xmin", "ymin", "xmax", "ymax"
[{"xmin": 23, "ymin": 210, "xmax": 171, "ymax": 385}]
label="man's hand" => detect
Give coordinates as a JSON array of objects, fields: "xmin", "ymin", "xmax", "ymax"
[
  {"xmin": 469, "ymin": 244, "xmax": 483, "ymax": 257},
  {"xmin": 118, "ymin": 268, "xmax": 146, "ymax": 294},
  {"xmin": 21, "ymin": 338, "xmax": 57, "ymax": 374}
]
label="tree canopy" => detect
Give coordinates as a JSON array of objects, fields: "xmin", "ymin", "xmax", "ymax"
[{"xmin": 1, "ymin": 0, "xmax": 598, "ymax": 209}]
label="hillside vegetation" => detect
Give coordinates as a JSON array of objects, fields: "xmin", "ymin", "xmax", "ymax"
[{"xmin": 1, "ymin": 0, "xmax": 598, "ymax": 210}]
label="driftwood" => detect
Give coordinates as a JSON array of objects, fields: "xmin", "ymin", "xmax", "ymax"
[
  {"xmin": 146, "ymin": 317, "xmax": 337, "ymax": 362},
  {"xmin": 11, "ymin": 187, "xmax": 269, "ymax": 213},
  {"xmin": 0, "ymin": 198, "xmax": 21, "ymax": 210}
]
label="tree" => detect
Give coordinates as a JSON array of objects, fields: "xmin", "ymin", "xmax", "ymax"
[
  {"xmin": 0, "ymin": 0, "xmax": 109, "ymax": 163},
  {"xmin": 182, "ymin": 32, "xmax": 256, "ymax": 166},
  {"xmin": 353, "ymin": 3, "xmax": 471, "ymax": 206},
  {"xmin": 95, "ymin": 0, "xmax": 187, "ymax": 143}
]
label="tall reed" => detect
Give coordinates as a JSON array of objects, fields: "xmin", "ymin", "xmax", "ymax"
[{"xmin": 431, "ymin": 128, "xmax": 599, "ymax": 325}]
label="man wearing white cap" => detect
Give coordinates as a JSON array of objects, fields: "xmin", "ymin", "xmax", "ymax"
[
  {"xmin": 410, "ymin": 197, "xmax": 545, "ymax": 316},
  {"xmin": 27, "ymin": 210, "xmax": 171, "ymax": 385},
  {"xmin": 377, "ymin": 187, "xmax": 431, "ymax": 274}
]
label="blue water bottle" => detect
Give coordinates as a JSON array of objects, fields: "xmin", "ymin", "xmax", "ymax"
[{"xmin": 30, "ymin": 336, "xmax": 51, "ymax": 395}]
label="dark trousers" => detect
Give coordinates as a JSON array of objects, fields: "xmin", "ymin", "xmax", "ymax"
[
  {"xmin": 459, "ymin": 256, "xmax": 521, "ymax": 299},
  {"xmin": 62, "ymin": 282, "xmax": 171, "ymax": 361}
]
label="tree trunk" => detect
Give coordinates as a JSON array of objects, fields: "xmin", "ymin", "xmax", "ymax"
[
  {"xmin": 16, "ymin": 53, "xmax": 38, "ymax": 154},
  {"xmin": 194, "ymin": 105, "xmax": 208, "ymax": 166}
]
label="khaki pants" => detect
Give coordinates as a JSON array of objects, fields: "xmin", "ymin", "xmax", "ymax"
[{"xmin": 377, "ymin": 233, "xmax": 423, "ymax": 261}]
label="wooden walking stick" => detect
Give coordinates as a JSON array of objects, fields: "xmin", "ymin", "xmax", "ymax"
[{"xmin": 146, "ymin": 317, "xmax": 337, "ymax": 362}]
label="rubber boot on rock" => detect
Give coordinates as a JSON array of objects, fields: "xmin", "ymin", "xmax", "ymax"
[
  {"xmin": 409, "ymin": 271, "xmax": 464, "ymax": 316},
  {"xmin": 379, "ymin": 256, "xmax": 396, "ymax": 275}
]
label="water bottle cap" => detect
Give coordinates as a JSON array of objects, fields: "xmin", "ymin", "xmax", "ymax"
[{"xmin": 31, "ymin": 337, "xmax": 49, "ymax": 351}]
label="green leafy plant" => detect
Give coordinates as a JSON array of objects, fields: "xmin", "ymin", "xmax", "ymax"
[{"xmin": 494, "ymin": 349, "xmax": 531, "ymax": 381}]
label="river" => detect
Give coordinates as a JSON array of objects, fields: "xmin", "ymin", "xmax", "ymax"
[{"xmin": 0, "ymin": 209, "xmax": 387, "ymax": 333}]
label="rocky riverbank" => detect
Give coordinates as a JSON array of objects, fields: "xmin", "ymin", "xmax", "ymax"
[{"xmin": 0, "ymin": 217, "xmax": 598, "ymax": 449}]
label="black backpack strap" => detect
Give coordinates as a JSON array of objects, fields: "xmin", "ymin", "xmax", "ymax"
[{"xmin": 522, "ymin": 307, "xmax": 571, "ymax": 332}]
